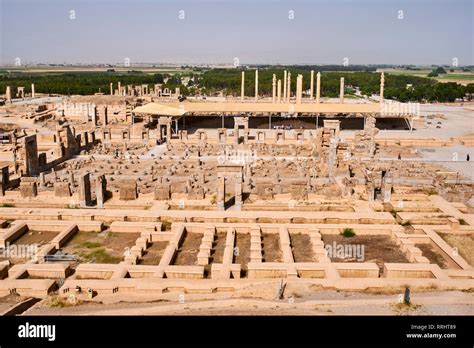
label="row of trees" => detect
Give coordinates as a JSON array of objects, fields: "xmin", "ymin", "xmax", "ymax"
[
  {"xmin": 0, "ymin": 72, "xmax": 165, "ymax": 96},
  {"xmin": 1, "ymin": 69, "xmax": 472, "ymax": 102}
]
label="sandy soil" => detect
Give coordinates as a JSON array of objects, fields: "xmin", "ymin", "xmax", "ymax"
[
  {"xmin": 14, "ymin": 230, "xmax": 58, "ymax": 246},
  {"xmin": 262, "ymin": 233, "xmax": 282, "ymax": 262},
  {"xmin": 62, "ymin": 231, "xmax": 139, "ymax": 264},
  {"xmin": 321, "ymin": 234, "xmax": 409, "ymax": 272},
  {"xmin": 174, "ymin": 232, "xmax": 202, "ymax": 265},
  {"xmin": 415, "ymin": 243, "xmax": 448, "ymax": 269},
  {"xmin": 23, "ymin": 289, "xmax": 474, "ymax": 316},
  {"xmin": 439, "ymin": 233, "xmax": 474, "ymax": 267},
  {"xmin": 139, "ymin": 241, "xmax": 168, "ymax": 265},
  {"xmin": 290, "ymin": 233, "xmax": 315, "ymax": 262}
]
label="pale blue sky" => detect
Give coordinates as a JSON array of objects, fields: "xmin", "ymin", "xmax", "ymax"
[{"xmin": 0, "ymin": 0, "xmax": 472, "ymax": 65}]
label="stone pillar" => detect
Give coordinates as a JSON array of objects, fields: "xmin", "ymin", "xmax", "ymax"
[
  {"xmin": 38, "ymin": 172, "xmax": 45, "ymax": 187},
  {"xmin": 101, "ymin": 106, "xmax": 108, "ymax": 126},
  {"xmin": 110, "ymin": 83, "xmax": 113, "ymax": 96},
  {"xmin": 117, "ymin": 82, "xmax": 121, "ymax": 96},
  {"xmin": 96, "ymin": 175, "xmax": 107, "ymax": 208},
  {"xmin": 217, "ymin": 176, "xmax": 225, "ymax": 210},
  {"xmin": 234, "ymin": 172, "xmax": 243, "ymax": 210},
  {"xmin": 380, "ymin": 72, "xmax": 385, "ymax": 104},
  {"xmin": 310, "ymin": 70, "xmax": 314, "ymax": 100},
  {"xmin": 382, "ymin": 173, "xmax": 392, "ymax": 203},
  {"xmin": 0, "ymin": 166, "xmax": 9, "ymax": 196},
  {"xmin": 272, "ymin": 74, "xmax": 276, "ymax": 104},
  {"xmin": 241, "ymin": 71, "xmax": 245, "ymax": 100},
  {"xmin": 283, "ymin": 70, "xmax": 287, "ymax": 101},
  {"xmin": 340, "ymin": 77, "xmax": 344, "ymax": 104},
  {"xmin": 31, "ymin": 84, "xmax": 35, "ymax": 98},
  {"xmin": 166, "ymin": 119, "xmax": 171, "ymax": 143},
  {"xmin": 79, "ymin": 173, "xmax": 92, "ymax": 207},
  {"xmin": 22, "ymin": 135, "xmax": 39, "ymax": 176},
  {"xmin": 5, "ymin": 86, "xmax": 11, "ymax": 103},
  {"xmin": 296, "ymin": 74, "xmax": 303, "ymax": 104},
  {"xmin": 316, "ymin": 72, "xmax": 321, "ymax": 104},
  {"xmin": 287, "ymin": 71, "xmax": 291, "ymax": 102},
  {"xmin": 254, "ymin": 69, "xmax": 258, "ymax": 101},
  {"xmin": 277, "ymin": 79, "xmax": 282, "ymax": 103}
]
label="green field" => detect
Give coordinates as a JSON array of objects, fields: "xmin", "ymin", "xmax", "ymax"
[{"xmin": 379, "ymin": 69, "xmax": 474, "ymax": 84}]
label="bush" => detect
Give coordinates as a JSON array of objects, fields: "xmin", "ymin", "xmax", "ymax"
[{"xmin": 341, "ymin": 228, "xmax": 356, "ymax": 238}]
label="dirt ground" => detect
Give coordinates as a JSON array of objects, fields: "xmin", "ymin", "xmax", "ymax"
[
  {"xmin": 321, "ymin": 234, "xmax": 409, "ymax": 271},
  {"xmin": 139, "ymin": 241, "xmax": 168, "ymax": 265},
  {"xmin": 23, "ymin": 288, "xmax": 474, "ymax": 316},
  {"xmin": 13, "ymin": 230, "xmax": 58, "ymax": 245},
  {"xmin": 209, "ymin": 232, "xmax": 226, "ymax": 264},
  {"xmin": 62, "ymin": 231, "xmax": 140, "ymax": 264},
  {"xmin": 290, "ymin": 233, "xmax": 316, "ymax": 262},
  {"xmin": 174, "ymin": 232, "xmax": 203, "ymax": 265},
  {"xmin": 262, "ymin": 233, "xmax": 282, "ymax": 262},
  {"xmin": 415, "ymin": 243, "xmax": 448, "ymax": 269},
  {"xmin": 439, "ymin": 233, "xmax": 474, "ymax": 267}
]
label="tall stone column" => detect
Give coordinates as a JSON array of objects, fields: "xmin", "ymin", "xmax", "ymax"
[
  {"xmin": 110, "ymin": 83, "xmax": 113, "ymax": 96},
  {"xmin": 316, "ymin": 72, "xmax": 321, "ymax": 104},
  {"xmin": 234, "ymin": 172, "xmax": 243, "ymax": 210},
  {"xmin": 79, "ymin": 173, "xmax": 92, "ymax": 207},
  {"xmin": 254, "ymin": 69, "xmax": 258, "ymax": 101},
  {"xmin": 287, "ymin": 71, "xmax": 291, "ymax": 102},
  {"xmin": 296, "ymin": 74, "xmax": 303, "ymax": 104},
  {"xmin": 283, "ymin": 70, "xmax": 287, "ymax": 101},
  {"xmin": 277, "ymin": 79, "xmax": 282, "ymax": 103},
  {"xmin": 217, "ymin": 176, "xmax": 225, "ymax": 210},
  {"xmin": 241, "ymin": 71, "xmax": 245, "ymax": 100},
  {"xmin": 96, "ymin": 175, "xmax": 107, "ymax": 208},
  {"xmin": 380, "ymin": 72, "xmax": 385, "ymax": 104},
  {"xmin": 118, "ymin": 81, "xmax": 121, "ymax": 96},
  {"xmin": 166, "ymin": 119, "xmax": 171, "ymax": 143},
  {"xmin": 5, "ymin": 86, "xmax": 11, "ymax": 103},
  {"xmin": 310, "ymin": 70, "xmax": 314, "ymax": 100},
  {"xmin": 272, "ymin": 74, "xmax": 276, "ymax": 104},
  {"xmin": 340, "ymin": 77, "xmax": 345, "ymax": 104},
  {"xmin": 31, "ymin": 84, "xmax": 35, "ymax": 98}
]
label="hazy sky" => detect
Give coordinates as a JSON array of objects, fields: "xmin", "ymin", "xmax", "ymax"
[{"xmin": 0, "ymin": 0, "xmax": 472, "ymax": 65}]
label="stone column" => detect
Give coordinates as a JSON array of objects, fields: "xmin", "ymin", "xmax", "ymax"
[
  {"xmin": 5, "ymin": 86, "xmax": 11, "ymax": 103},
  {"xmin": 380, "ymin": 72, "xmax": 385, "ymax": 104},
  {"xmin": 272, "ymin": 74, "xmax": 276, "ymax": 104},
  {"xmin": 166, "ymin": 119, "xmax": 171, "ymax": 143},
  {"xmin": 254, "ymin": 69, "xmax": 258, "ymax": 101},
  {"xmin": 283, "ymin": 70, "xmax": 287, "ymax": 101},
  {"xmin": 296, "ymin": 74, "xmax": 303, "ymax": 104},
  {"xmin": 277, "ymin": 79, "xmax": 282, "ymax": 103},
  {"xmin": 79, "ymin": 173, "xmax": 92, "ymax": 207},
  {"xmin": 234, "ymin": 172, "xmax": 243, "ymax": 210},
  {"xmin": 316, "ymin": 72, "xmax": 321, "ymax": 104},
  {"xmin": 38, "ymin": 172, "xmax": 45, "ymax": 187},
  {"xmin": 310, "ymin": 70, "xmax": 314, "ymax": 100},
  {"xmin": 96, "ymin": 175, "xmax": 107, "ymax": 208},
  {"xmin": 110, "ymin": 83, "xmax": 113, "ymax": 96},
  {"xmin": 241, "ymin": 71, "xmax": 245, "ymax": 100},
  {"xmin": 340, "ymin": 77, "xmax": 344, "ymax": 104},
  {"xmin": 101, "ymin": 106, "xmax": 108, "ymax": 126},
  {"xmin": 118, "ymin": 82, "xmax": 121, "ymax": 96},
  {"xmin": 287, "ymin": 71, "xmax": 291, "ymax": 102},
  {"xmin": 217, "ymin": 176, "xmax": 225, "ymax": 210},
  {"xmin": 31, "ymin": 84, "xmax": 35, "ymax": 98}
]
